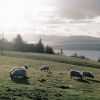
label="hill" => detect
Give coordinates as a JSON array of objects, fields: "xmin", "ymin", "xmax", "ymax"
[
  {"xmin": 0, "ymin": 51, "xmax": 100, "ymax": 100},
  {"xmin": 53, "ymin": 36, "xmax": 100, "ymax": 50},
  {"xmin": 4, "ymin": 51, "xmax": 100, "ymax": 68}
]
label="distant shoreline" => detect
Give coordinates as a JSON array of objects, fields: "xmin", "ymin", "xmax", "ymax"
[{"xmin": 55, "ymin": 50, "xmax": 100, "ymax": 61}]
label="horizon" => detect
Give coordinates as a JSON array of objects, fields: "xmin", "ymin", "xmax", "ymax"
[
  {"xmin": 1, "ymin": 33, "xmax": 100, "ymax": 45},
  {"xmin": 0, "ymin": 0, "xmax": 100, "ymax": 40}
]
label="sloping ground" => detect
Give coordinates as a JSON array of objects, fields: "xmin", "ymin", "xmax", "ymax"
[
  {"xmin": 0, "ymin": 52, "xmax": 100, "ymax": 100},
  {"xmin": 4, "ymin": 51, "xmax": 100, "ymax": 68}
]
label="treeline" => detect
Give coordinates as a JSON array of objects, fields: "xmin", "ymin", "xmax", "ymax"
[{"xmin": 0, "ymin": 34, "xmax": 54, "ymax": 54}]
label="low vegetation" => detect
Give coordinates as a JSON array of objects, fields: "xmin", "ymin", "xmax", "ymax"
[
  {"xmin": 4, "ymin": 51, "xmax": 100, "ymax": 69},
  {"xmin": 0, "ymin": 51, "xmax": 100, "ymax": 100},
  {"xmin": 71, "ymin": 53, "xmax": 89, "ymax": 60}
]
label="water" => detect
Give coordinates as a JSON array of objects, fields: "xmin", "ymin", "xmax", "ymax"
[{"xmin": 55, "ymin": 50, "xmax": 100, "ymax": 61}]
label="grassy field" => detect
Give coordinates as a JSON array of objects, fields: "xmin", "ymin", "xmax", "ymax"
[{"xmin": 0, "ymin": 51, "xmax": 100, "ymax": 100}]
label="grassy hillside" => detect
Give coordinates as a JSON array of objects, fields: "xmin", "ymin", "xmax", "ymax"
[
  {"xmin": 0, "ymin": 51, "xmax": 100, "ymax": 100},
  {"xmin": 4, "ymin": 51, "xmax": 100, "ymax": 68}
]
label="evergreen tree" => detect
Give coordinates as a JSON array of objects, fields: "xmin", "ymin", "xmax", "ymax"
[
  {"xmin": 35, "ymin": 38, "xmax": 45, "ymax": 53},
  {"xmin": 13, "ymin": 34, "xmax": 25, "ymax": 51},
  {"xmin": 0, "ymin": 34, "xmax": 5, "ymax": 55},
  {"xmin": 0, "ymin": 34, "xmax": 54, "ymax": 54},
  {"xmin": 45, "ymin": 45, "xmax": 54, "ymax": 54}
]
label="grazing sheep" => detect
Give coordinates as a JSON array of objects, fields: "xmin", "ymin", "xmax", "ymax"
[
  {"xmin": 82, "ymin": 71, "xmax": 94, "ymax": 79},
  {"xmin": 41, "ymin": 65, "xmax": 50, "ymax": 72},
  {"xmin": 69, "ymin": 70, "xmax": 82, "ymax": 79},
  {"xmin": 10, "ymin": 64, "xmax": 29, "ymax": 79}
]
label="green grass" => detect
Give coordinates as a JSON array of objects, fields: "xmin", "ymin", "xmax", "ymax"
[
  {"xmin": 4, "ymin": 51, "xmax": 100, "ymax": 68},
  {"xmin": 0, "ymin": 51, "xmax": 100, "ymax": 100}
]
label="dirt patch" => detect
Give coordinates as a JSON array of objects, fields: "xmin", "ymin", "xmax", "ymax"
[
  {"xmin": 56, "ymin": 85, "xmax": 72, "ymax": 89},
  {"xmin": 38, "ymin": 79, "xmax": 46, "ymax": 83}
]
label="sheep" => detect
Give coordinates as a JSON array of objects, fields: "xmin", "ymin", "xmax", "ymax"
[
  {"xmin": 82, "ymin": 71, "xmax": 94, "ymax": 79},
  {"xmin": 10, "ymin": 68, "xmax": 27, "ymax": 78},
  {"xmin": 10, "ymin": 64, "xmax": 29, "ymax": 79},
  {"xmin": 40, "ymin": 65, "xmax": 50, "ymax": 72},
  {"xmin": 10, "ymin": 65, "xmax": 28, "ymax": 74},
  {"xmin": 69, "ymin": 70, "xmax": 82, "ymax": 79}
]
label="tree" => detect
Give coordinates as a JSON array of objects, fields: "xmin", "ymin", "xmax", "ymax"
[
  {"xmin": 35, "ymin": 38, "xmax": 45, "ymax": 53},
  {"xmin": 13, "ymin": 34, "xmax": 25, "ymax": 51},
  {"xmin": 73, "ymin": 53, "xmax": 78, "ymax": 57},
  {"xmin": 98, "ymin": 58, "xmax": 100, "ymax": 62},
  {"xmin": 45, "ymin": 46, "xmax": 54, "ymax": 54},
  {"xmin": 0, "ymin": 34, "xmax": 5, "ymax": 55},
  {"xmin": 60, "ymin": 49, "xmax": 63, "ymax": 56},
  {"xmin": 26, "ymin": 44, "xmax": 35, "ymax": 52}
]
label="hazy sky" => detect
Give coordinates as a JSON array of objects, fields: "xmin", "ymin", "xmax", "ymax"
[{"xmin": 0, "ymin": 0, "xmax": 100, "ymax": 39}]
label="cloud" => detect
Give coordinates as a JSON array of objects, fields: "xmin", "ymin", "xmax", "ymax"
[
  {"xmin": 56, "ymin": 0, "xmax": 100, "ymax": 19},
  {"xmin": 0, "ymin": 0, "xmax": 100, "ymax": 38}
]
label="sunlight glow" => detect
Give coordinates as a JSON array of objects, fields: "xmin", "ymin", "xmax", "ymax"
[
  {"xmin": 0, "ymin": 0, "xmax": 100, "ymax": 39},
  {"xmin": 0, "ymin": 0, "xmax": 57, "ymax": 34}
]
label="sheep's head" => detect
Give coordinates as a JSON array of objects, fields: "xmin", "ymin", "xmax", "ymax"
[
  {"xmin": 41, "ymin": 68, "xmax": 43, "ymax": 71},
  {"xmin": 92, "ymin": 75, "xmax": 94, "ymax": 78},
  {"xmin": 91, "ymin": 74, "xmax": 94, "ymax": 79},
  {"xmin": 23, "ymin": 64, "xmax": 29, "ymax": 70}
]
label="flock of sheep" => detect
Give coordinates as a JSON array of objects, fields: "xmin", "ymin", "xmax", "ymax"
[
  {"xmin": 9, "ymin": 64, "xmax": 94, "ymax": 80},
  {"xmin": 70, "ymin": 70, "xmax": 94, "ymax": 79}
]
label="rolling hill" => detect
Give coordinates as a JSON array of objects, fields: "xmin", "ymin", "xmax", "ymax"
[
  {"xmin": 0, "ymin": 51, "xmax": 100, "ymax": 100},
  {"xmin": 53, "ymin": 36, "xmax": 100, "ymax": 50}
]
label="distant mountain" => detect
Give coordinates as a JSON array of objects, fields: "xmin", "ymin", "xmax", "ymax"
[
  {"xmin": 4, "ymin": 33, "xmax": 100, "ymax": 50},
  {"xmin": 4, "ymin": 33, "xmax": 67, "ymax": 45},
  {"xmin": 21, "ymin": 34, "xmax": 68, "ymax": 45},
  {"xmin": 56, "ymin": 36, "xmax": 100, "ymax": 44},
  {"xmin": 53, "ymin": 36, "xmax": 100, "ymax": 50}
]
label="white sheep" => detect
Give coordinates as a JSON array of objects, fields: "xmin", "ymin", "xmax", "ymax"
[
  {"xmin": 40, "ymin": 65, "xmax": 50, "ymax": 72},
  {"xmin": 10, "ymin": 64, "xmax": 29, "ymax": 79}
]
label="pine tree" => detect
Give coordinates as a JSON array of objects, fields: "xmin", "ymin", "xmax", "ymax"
[
  {"xmin": 0, "ymin": 34, "xmax": 4, "ymax": 55},
  {"xmin": 35, "ymin": 38, "xmax": 45, "ymax": 53},
  {"xmin": 45, "ymin": 45, "xmax": 54, "ymax": 54},
  {"xmin": 13, "ymin": 34, "xmax": 25, "ymax": 51}
]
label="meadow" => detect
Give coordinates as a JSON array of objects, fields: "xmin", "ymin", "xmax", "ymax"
[{"xmin": 0, "ymin": 51, "xmax": 100, "ymax": 100}]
